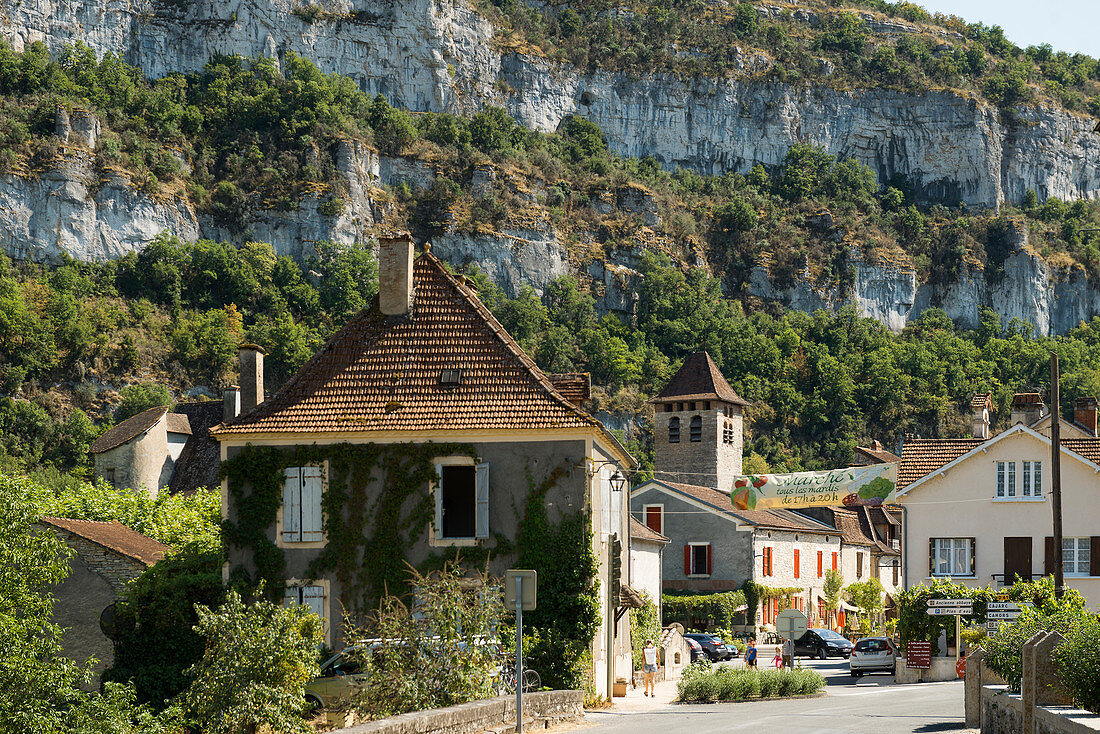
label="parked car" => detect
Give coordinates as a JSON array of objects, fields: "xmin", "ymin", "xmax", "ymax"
[
  {"xmin": 684, "ymin": 635, "xmax": 705, "ymax": 663},
  {"xmin": 849, "ymin": 637, "xmax": 897, "ymax": 677},
  {"xmin": 684, "ymin": 633, "xmax": 734, "ymax": 661},
  {"xmin": 793, "ymin": 628, "xmax": 853, "ymax": 659},
  {"xmin": 305, "ymin": 646, "xmax": 370, "ymax": 713}
]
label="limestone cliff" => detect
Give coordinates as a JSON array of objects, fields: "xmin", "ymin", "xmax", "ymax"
[{"xmin": 5, "ymin": 0, "xmax": 1100, "ymax": 208}]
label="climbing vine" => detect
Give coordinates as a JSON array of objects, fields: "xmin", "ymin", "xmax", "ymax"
[{"xmin": 221, "ymin": 441, "xmax": 477, "ymax": 610}]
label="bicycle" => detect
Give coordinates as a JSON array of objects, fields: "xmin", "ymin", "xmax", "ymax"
[{"xmin": 492, "ymin": 657, "xmax": 541, "ymax": 694}]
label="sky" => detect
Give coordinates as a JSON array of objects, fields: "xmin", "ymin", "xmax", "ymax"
[{"xmin": 912, "ymin": 1, "xmax": 1100, "ymax": 58}]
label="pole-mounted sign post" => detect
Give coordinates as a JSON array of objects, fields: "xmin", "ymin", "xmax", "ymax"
[{"xmin": 505, "ymin": 569, "xmax": 537, "ymax": 734}]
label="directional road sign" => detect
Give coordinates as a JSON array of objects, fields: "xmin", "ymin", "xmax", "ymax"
[
  {"xmin": 987, "ymin": 602, "xmax": 1022, "ymax": 611},
  {"xmin": 928, "ymin": 607, "xmax": 973, "ymax": 616},
  {"xmin": 987, "ymin": 611, "xmax": 1023, "ymax": 620},
  {"xmin": 928, "ymin": 598, "xmax": 973, "ymax": 607}
]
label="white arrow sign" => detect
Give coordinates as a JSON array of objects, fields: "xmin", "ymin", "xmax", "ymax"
[
  {"xmin": 987, "ymin": 611, "xmax": 1022, "ymax": 620},
  {"xmin": 928, "ymin": 598, "xmax": 973, "ymax": 607},
  {"xmin": 987, "ymin": 602, "xmax": 1023, "ymax": 611}
]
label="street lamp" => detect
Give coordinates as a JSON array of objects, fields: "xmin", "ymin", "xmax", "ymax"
[{"xmin": 610, "ymin": 469, "xmax": 627, "ymax": 493}]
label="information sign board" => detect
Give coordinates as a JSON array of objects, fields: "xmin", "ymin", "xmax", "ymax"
[
  {"xmin": 928, "ymin": 607, "xmax": 973, "ymax": 616},
  {"xmin": 906, "ymin": 641, "xmax": 932, "ymax": 669},
  {"xmin": 927, "ymin": 598, "xmax": 973, "ymax": 607},
  {"xmin": 505, "ymin": 569, "xmax": 537, "ymax": 611}
]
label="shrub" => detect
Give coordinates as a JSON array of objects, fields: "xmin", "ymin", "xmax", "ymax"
[
  {"xmin": 1052, "ymin": 614, "xmax": 1100, "ymax": 713},
  {"xmin": 676, "ymin": 666, "xmax": 824, "ymax": 702}
]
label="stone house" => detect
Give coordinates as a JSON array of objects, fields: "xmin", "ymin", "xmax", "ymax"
[
  {"xmin": 852, "ymin": 439, "xmax": 901, "ymax": 466},
  {"xmin": 210, "ymin": 235, "xmax": 636, "ymax": 698},
  {"xmin": 900, "ymin": 393, "xmax": 1100, "ymax": 608},
  {"xmin": 39, "ymin": 517, "xmax": 169, "ymax": 687},
  {"xmin": 90, "ymin": 397, "xmax": 226, "ymax": 496}
]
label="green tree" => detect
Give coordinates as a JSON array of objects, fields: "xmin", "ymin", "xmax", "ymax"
[
  {"xmin": 115, "ymin": 382, "xmax": 172, "ymax": 422},
  {"xmin": 179, "ymin": 588, "xmax": 323, "ymax": 734},
  {"xmin": 823, "ymin": 569, "xmax": 845, "ymax": 627},
  {"xmin": 845, "ymin": 578, "xmax": 885, "ymax": 623}
]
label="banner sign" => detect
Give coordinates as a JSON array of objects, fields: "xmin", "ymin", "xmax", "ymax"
[{"xmin": 731, "ymin": 463, "xmax": 898, "ymax": 510}]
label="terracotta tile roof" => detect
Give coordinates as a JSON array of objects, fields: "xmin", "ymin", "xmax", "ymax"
[
  {"xmin": 169, "ymin": 401, "xmax": 224, "ymax": 495},
  {"xmin": 211, "ymin": 253, "xmax": 620, "ymax": 442},
  {"xmin": 630, "ymin": 516, "xmax": 670, "ymax": 544},
  {"xmin": 971, "ymin": 392, "xmax": 992, "ymax": 412},
  {"xmin": 90, "ymin": 405, "xmax": 168, "ymax": 454},
  {"xmin": 898, "ymin": 438, "xmax": 984, "ymax": 488},
  {"xmin": 658, "ymin": 481, "xmax": 834, "ymax": 534},
  {"xmin": 1012, "ymin": 392, "xmax": 1044, "ymax": 407},
  {"xmin": 1060, "ymin": 439, "xmax": 1100, "ymax": 465},
  {"xmin": 651, "ymin": 351, "xmax": 749, "ymax": 406},
  {"xmin": 40, "ymin": 517, "xmax": 170, "ymax": 566},
  {"xmin": 831, "ymin": 508, "xmax": 875, "ymax": 547},
  {"xmin": 547, "ymin": 373, "xmax": 591, "ymax": 405},
  {"xmin": 165, "ymin": 413, "xmax": 192, "ymax": 435},
  {"xmin": 854, "ymin": 442, "xmax": 901, "ymax": 464}
]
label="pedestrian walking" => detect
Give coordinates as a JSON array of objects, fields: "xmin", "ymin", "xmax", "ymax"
[
  {"xmin": 745, "ymin": 639, "xmax": 757, "ymax": 668},
  {"xmin": 642, "ymin": 639, "xmax": 659, "ymax": 697},
  {"xmin": 773, "ymin": 646, "xmax": 783, "ymax": 669},
  {"xmin": 781, "ymin": 636, "xmax": 794, "ymax": 669}
]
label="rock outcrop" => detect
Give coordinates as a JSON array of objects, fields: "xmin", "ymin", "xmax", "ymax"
[{"xmin": 6, "ymin": 0, "xmax": 1100, "ymax": 208}]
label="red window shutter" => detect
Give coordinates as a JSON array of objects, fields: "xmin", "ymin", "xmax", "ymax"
[
  {"xmin": 706, "ymin": 544, "xmax": 713, "ymax": 575},
  {"xmin": 817, "ymin": 550, "xmax": 823, "ymax": 577},
  {"xmin": 832, "ymin": 552, "xmax": 838, "ymax": 571},
  {"xmin": 794, "ymin": 549, "xmax": 800, "ymax": 579},
  {"xmin": 762, "ymin": 547, "xmax": 768, "ymax": 576},
  {"xmin": 646, "ymin": 506, "xmax": 662, "ymax": 534},
  {"xmin": 773, "ymin": 598, "xmax": 779, "ymax": 619},
  {"xmin": 684, "ymin": 545, "xmax": 692, "ymax": 575},
  {"xmin": 768, "ymin": 548, "xmax": 774, "ymax": 576}
]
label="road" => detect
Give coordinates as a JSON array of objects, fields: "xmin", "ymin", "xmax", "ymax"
[{"xmin": 584, "ymin": 656, "xmax": 973, "ymax": 734}]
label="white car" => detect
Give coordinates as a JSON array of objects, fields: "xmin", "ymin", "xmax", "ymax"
[{"xmin": 849, "ymin": 637, "xmax": 897, "ymax": 677}]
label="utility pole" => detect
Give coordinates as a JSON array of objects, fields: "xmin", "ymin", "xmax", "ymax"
[{"xmin": 1051, "ymin": 352, "xmax": 1065, "ymax": 598}]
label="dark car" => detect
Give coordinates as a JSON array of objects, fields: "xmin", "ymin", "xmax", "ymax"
[
  {"xmin": 684, "ymin": 636, "xmax": 705, "ymax": 663},
  {"xmin": 794, "ymin": 628, "xmax": 853, "ymax": 659},
  {"xmin": 684, "ymin": 633, "xmax": 735, "ymax": 661}
]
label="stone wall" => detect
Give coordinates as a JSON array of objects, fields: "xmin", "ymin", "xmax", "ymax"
[
  {"xmin": 52, "ymin": 528, "xmax": 149, "ymax": 594},
  {"xmin": 331, "ymin": 690, "xmax": 583, "ymax": 734}
]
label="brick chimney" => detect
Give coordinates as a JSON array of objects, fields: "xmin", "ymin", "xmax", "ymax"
[
  {"xmin": 1010, "ymin": 393, "xmax": 1045, "ymax": 427},
  {"xmin": 223, "ymin": 385, "xmax": 240, "ymax": 422},
  {"xmin": 378, "ymin": 233, "xmax": 414, "ymax": 316},
  {"xmin": 971, "ymin": 392, "xmax": 992, "ymax": 439},
  {"xmin": 1074, "ymin": 396, "xmax": 1098, "ymax": 436},
  {"xmin": 238, "ymin": 344, "xmax": 265, "ymax": 413}
]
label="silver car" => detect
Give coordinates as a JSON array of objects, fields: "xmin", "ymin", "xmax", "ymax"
[{"xmin": 849, "ymin": 637, "xmax": 897, "ymax": 677}]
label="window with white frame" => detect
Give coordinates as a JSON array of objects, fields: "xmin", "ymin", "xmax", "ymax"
[
  {"xmin": 285, "ymin": 584, "xmax": 326, "ymax": 620},
  {"xmin": 1063, "ymin": 537, "xmax": 1091, "ymax": 576},
  {"xmin": 996, "ymin": 462, "xmax": 1016, "ymax": 498},
  {"xmin": 687, "ymin": 543, "xmax": 711, "ymax": 576},
  {"xmin": 434, "ymin": 461, "xmax": 490, "ymax": 540},
  {"xmin": 1021, "ymin": 461, "xmax": 1042, "ymax": 497},
  {"xmin": 282, "ymin": 466, "xmax": 324, "ymax": 543},
  {"xmin": 930, "ymin": 537, "xmax": 975, "ymax": 576}
]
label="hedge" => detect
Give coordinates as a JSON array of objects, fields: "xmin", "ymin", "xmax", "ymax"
[
  {"xmin": 677, "ymin": 664, "xmax": 825, "ymax": 702},
  {"xmin": 662, "ymin": 590, "xmax": 747, "ymax": 629}
]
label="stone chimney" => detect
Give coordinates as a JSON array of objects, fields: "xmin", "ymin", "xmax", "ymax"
[
  {"xmin": 378, "ymin": 233, "xmax": 414, "ymax": 316},
  {"xmin": 1074, "ymin": 396, "xmax": 1098, "ymax": 436},
  {"xmin": 223, "ymin": 385, "xmax": 241, "ymax": 423},
  {"xmin": 1010, "ymin": 393, "xmax": 1046, "ymax": 427},
  {"xmin": 238, "ymin": 345, "xmax": 265, "ymax": 413},
  {"xmin": 971, "ymin": 392, "xmax": 992, "ymax": 439}
]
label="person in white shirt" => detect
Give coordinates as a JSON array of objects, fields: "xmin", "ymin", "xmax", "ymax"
[{"xmin": 642, "ymin": 639, "xmax": 659, "ymax": 696}]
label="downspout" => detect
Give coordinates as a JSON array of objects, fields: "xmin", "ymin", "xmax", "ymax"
[{"xmin": 901, "ymin": 503, "xmax": 908, "ymax": 590}]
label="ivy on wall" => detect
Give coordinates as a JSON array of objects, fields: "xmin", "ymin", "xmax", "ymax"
[
  {"xmin": 221, "ymin": 441, "xmax": 477, "ymax": 611},
  {"xmin": 662, "ymin": 590, "xmax": 747, "ymax": 630}
]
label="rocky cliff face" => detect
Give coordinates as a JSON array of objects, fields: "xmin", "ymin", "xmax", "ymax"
[
  {"xmin": 6, "ymin": 0, "xmax": 1100, "ymax": 209},
  {"xmin": 6, "ymin": 0, "xmax": 1100, "ymax": 333}
]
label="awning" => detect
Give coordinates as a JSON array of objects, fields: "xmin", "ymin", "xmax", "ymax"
[{"xmin": 619, "ymin": 585, "xmax": 646, "ymax": 609}]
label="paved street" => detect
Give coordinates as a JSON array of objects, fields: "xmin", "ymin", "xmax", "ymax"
[{"xmin": 585, "ymin": 657, "xmax": 973, "ymax": 734}]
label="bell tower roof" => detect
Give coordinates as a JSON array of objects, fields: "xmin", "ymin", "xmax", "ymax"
[{"xmin": 651, "ymin": 351, "xmax": 748, "ymax": 406}]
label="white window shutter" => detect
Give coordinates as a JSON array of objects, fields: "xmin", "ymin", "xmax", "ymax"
[
  {"xmin": 434, "ymin": 464, "xmax": 444, "ymax": 539},
  {"xmin": 475, "ymin": 463, "xmax": 490, "ymax": 539},
  {"xmin": 610, "ymin": 478, "xmax": 623, "ymax": 536},
  {"xmin": 301, "ymin": 466, "xmax": 324, "ymax": 542},
  {"xmin": 303, "ymin": 585, "xmax": 326, "ymax": 620},
  {"xmin": 282, "ymin": 468, "xmax": 301, "ymax": 543},
  {"xmin": 600, "ymin": 467, "xmax": 611, "ymax": 537}
]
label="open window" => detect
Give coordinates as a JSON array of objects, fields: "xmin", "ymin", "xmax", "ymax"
[
  {"xmin": 285, "ymin": 580, "xmax": 330, "ymax": 643},
  {"xmin": 433, "ymin": 461, "xmax": 489, "ymax": 541},
  {"xmin": 685, "ymin": 543, "xmax": 712, "ymax": 576}
]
